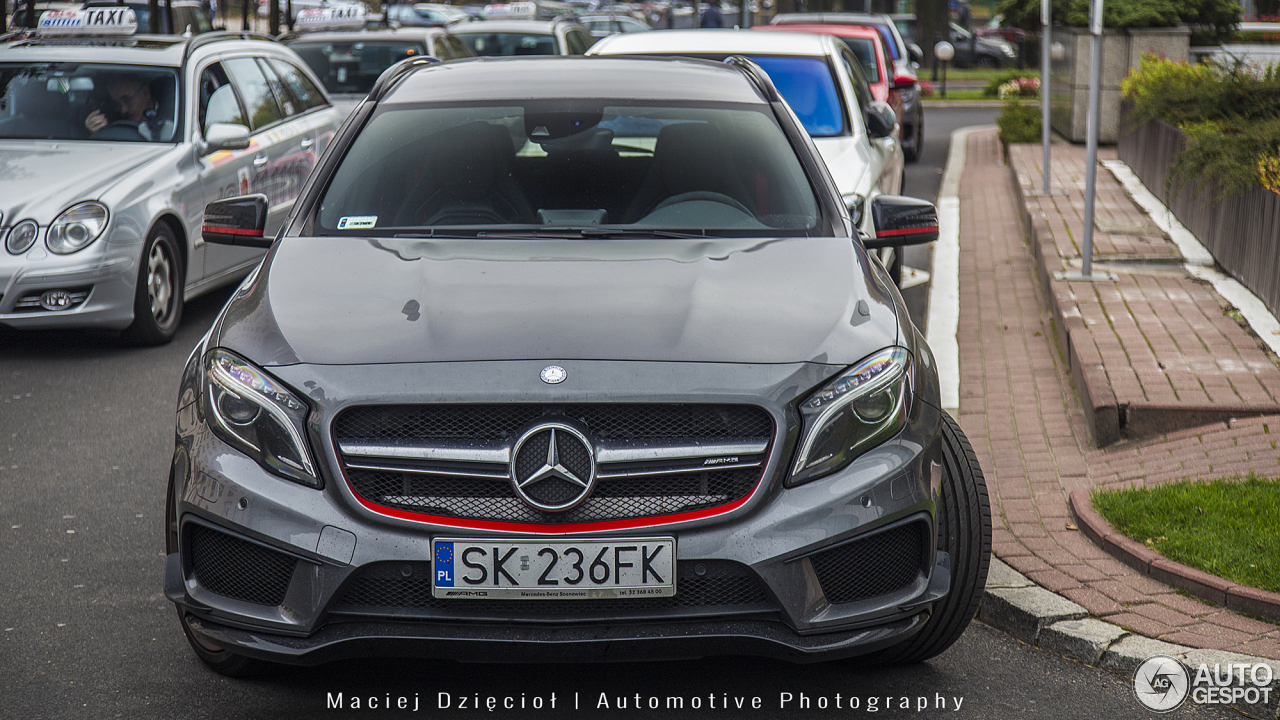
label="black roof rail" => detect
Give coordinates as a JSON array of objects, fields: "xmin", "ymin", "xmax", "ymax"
[
  {"xmin": 368, "ymin": 54, "xmax": 442, "ymax": 102},
  {"xmin": 723, "ymin": 55, "xmax": 780, "ymax": 102},
  {"xmin": 183, "ymin": 30, "xmax": 275, "ymax": 63}
]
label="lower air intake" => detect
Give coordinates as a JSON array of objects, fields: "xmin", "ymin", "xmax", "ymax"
[
  {"xmin": 188, "ymin": 524, "xmax": 297, "ymax": 606},
  {"xmin": 810, "ymin": 521, "xmax": 927, "ymax": 604}
]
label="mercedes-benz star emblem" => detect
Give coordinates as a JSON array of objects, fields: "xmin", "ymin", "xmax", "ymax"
[
  {"xmin": 510, "ymin": 422, "xmax": 596, "ymax": 512},
  {"xmin": 540, "ymin": 365, "xmax": 567, "ymax": 384}
]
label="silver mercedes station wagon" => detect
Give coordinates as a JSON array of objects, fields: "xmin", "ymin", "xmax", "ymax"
[{"xmin": 165, "ymin": 55, "xmax": 990, "ymax": 675}]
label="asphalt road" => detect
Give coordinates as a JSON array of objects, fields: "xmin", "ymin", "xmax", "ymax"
[{"xmin": 0, "ymin": 107, "xmax": 1239, "ymax": 719}]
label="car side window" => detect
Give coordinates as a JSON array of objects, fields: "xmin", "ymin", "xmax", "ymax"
[
  {"xmin": 429, "ymin": 36, "xmax": 451, "ymax": 59},
  {"xmin": 839, "ymin": 49, "xmax": 873, "ymax": 112},
  {"xmin": 223, "ymin": 56, "xmax": 285, "ymax": 130},
  {"xmin": 200, "ymin": 62, "xmax": 246, "ymax": 134},
  {"xmin": 564, "ymin": 29, "xmax": 590, "ymax": 55},
  {"xmin": 267, "ymin": 58, "xmax": 328, "ymax": 112},
  {"xmin": 447, "ymin": 35, "xmax": 471, "ymax": 57}
]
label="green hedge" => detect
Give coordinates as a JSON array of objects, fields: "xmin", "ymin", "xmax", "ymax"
[{"xmin": 996, "ymin": 0, "xmax": 1240, "ymax": 41}]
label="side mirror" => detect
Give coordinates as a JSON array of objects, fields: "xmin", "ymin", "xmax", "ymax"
[
  {"xmin": 203, "ymin": 123, "xmax": 250, "ymax": 153},
  {"xmin": 864, "ymin": 195, "xmax": 939, "ymax": 248},
  {"xmin": 864, "ymin": 100, "xmax": 896, "ymax": 139},
  {"xmin": 891, "ymin": 74, "xmax": 917, "ymax": 89},
  {"xmin": 908, "ymin": 43, "xmax": 924, "ymax": 65},
  {"xmin": 202, "ymin": 195, "xmax": 272, "ymax": 248}
]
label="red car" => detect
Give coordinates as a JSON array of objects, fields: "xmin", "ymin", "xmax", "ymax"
[{"xmin": 753, "ymin": 24, "xmax": 909, "ymax": 141}]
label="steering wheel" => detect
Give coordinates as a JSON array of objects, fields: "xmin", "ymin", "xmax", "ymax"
[
  {"xmin": 92, "ymin": 120, "xmax": 146, "ymax": 141},
  {"xmin": 651, "ymin": 191, "xmax": 752, "ymax": 216}
]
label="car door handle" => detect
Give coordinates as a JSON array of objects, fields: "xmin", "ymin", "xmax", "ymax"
[
  {"xmin": 300, "ymin": 137, "xmax": 314, "ymax": 149},
  {"xmin": 253, "ymin": 154, "xmax": 269, "ymax": 170}
]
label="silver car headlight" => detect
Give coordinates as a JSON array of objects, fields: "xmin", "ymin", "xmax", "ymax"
[
  {"xmin": 789, "ymin": 346, "xmax": 911, "ymax": 486},
  {"xmin": 202, "ymin": 348, "xmax": 320, "ymax": 487},
  {"xmin": 47, "ymin": 202, "xmax": 109, "ymax": 254},
  {"xmin": 842, "ymin": 193, "xmax": 866, "ymax": 227},
  {"xmin": 6, "ymin": 219, "xmax": 39, "ymax": 255}
]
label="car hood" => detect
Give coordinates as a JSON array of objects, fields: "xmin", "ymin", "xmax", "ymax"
[
  {"xmin": 0, "ymin": 141, "xmax": 172, "ymax": 223},
  {"xmin": 812, "ymin": 135, "xmax": 872, "ymax": 199},
  {"xmin": 214, "ymin": 235, "xmax": 900, "ymax": 367}
]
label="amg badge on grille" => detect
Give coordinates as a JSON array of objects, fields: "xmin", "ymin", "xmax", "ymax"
[{"xmin": 540, "ymin": 365, "xmax": 567, "ymax": 384}]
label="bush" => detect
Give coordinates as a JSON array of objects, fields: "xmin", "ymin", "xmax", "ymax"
[
  {"xmin": 982, "ymin": 69, "xmax": 1040, "ymax": 97},
  {"xmin": 1122, "ymin": 53, "xmax": 1280, "ymax": 197},
  {"xmin": 996, "ymin": 101, "xmax": 1042, "ymax": 150},
  {"xmin": 996, "ymin": 0, "xmax": 1240, "ymax": 41}
]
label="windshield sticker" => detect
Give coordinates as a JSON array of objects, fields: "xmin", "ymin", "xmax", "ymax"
[{"xmin": 337, "ymin": 216, "xmax": 378, "ymax": 230}]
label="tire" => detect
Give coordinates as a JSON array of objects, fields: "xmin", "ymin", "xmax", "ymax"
[
  {"xmin": 122, "ymin": 223, "xmax": 184, "ymax": 346},
  {"xmin": 875, "ymin": 411, "xmax": 991, "ymax": 664},
  {"xmin": 974, "ymin": 55, "xmax": 1000, "ymax": 69},
  {"xmin": 178, "ymin": 608, "xmax": 271, "ymax": 678},
  {"xmin": 903, "ymin": 113, "xmax": 923, "ymax": 163}
]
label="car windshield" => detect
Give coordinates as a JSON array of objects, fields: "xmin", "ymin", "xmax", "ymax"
[
  {"xmin": 315, "ymin": 101, "xmax": 821, "ymax": 236},
  {"xmin": 746, "ymin": 56, "xmax": 844, "ymax": 137},
  {"xmin": 455, "ymin": 31, "xmax": 556, "ymax": 56},
  {"xmin": 839, "ymin": 37, "xmax": 880, "ymax": 83},
  {"xmin": 0, "ymin": 63, "xmax": 181, "ymax": 142},
  {"xmin": 288, "ymin": 41, "xmax": 426, "ymax": 95}
]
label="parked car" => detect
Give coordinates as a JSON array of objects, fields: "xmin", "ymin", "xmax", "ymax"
[
  {"xmin": 590, "ymin": 29, "xmax": 907, "ymax": 279},
  {"xmin": 384, "ymin": 2, "xmax": 471, "ymax": 26},
  {"xmin": 451, "ymin": 17, "xmax": 594, "ymax": 55},
  {"xmin": 280, "ymin": 6, "xmax": 472, "ymax": 114},
  {"xmin": 949, "ymin": 22, "xmax": 1017, "ymax": 68},
  {"xmin": 771, "ymin": 12, "xmax": 923, "ymax": 162},
  {"xmin": 576, "ymin": 12, "xmax": 650, "ymax": 38},
  {"xmin": 167, "ymin": 53, "xmax": 989, "ymax": 675},
  {"xmin": 0, "ymin": 10, "xmax": 342, "ymax": 343}
]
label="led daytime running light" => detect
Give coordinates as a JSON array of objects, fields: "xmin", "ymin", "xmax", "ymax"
[{"xmin": 208, "ymin": 350, "xmax": 316, "ymax": 477}]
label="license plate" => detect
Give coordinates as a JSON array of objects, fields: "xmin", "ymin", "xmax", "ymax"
[{"xmin": 431, "ymin": 538, "xmax": 675, "ymax": 599}]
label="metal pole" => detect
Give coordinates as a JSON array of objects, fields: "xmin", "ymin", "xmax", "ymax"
[
  {"xmin": 1041, "ymin": 0, "xmax": 1051, "ymax": 194},
  {"xmin": 1080, "ymin": 0, "xmax": 1102, "ymax": 278}
]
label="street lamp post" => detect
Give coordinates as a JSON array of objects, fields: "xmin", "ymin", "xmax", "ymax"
[{"xmin": 934, "ymin": 40, "xmax": 954, "ymax": 99}]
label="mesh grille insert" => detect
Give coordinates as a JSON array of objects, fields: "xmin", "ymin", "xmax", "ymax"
[
  {"xmin": 189, "ymin": 524, "xmax": 297, "ymax": 606},
  {"xmin": 335, "ymin": 404, "xmax": 773, "ymax": 443},
  {"xmin": 334, "ymin": 559, "xmax": 772, "ymax": 616},
  {"xmin": 810, "ymin": 521, "xmax": 927, "ymax": 604}
]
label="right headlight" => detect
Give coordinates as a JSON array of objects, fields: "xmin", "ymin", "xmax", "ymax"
[
  {"xmin": 202, "ymin": 348, "xmax": 320, "ymax": 487},
  {"xmin": 789, "ymin": 346, "xmax": 911, "ymax": 486}
]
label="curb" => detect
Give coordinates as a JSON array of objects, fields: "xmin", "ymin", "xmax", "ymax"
[
  {"xmin": 981, "ymin": 559, "xmax": 1280, "ymax": 719},
  {"xmin": 1068, "ymin": 490, "xmax": 1280, "ymax": 622}
]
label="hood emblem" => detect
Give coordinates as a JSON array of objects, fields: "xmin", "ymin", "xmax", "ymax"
[
  {"xmin": 510, "ymin": 423, "xmax": 596, "ymax": 512},
  {"xmin": 540, "ymin": 365, "xmax": 567, "ymax": 384}
]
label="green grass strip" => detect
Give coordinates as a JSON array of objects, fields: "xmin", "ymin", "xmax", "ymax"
[{"xmin": 1093, "ymin": 475, "xmax": 1280, "ymax": 594}]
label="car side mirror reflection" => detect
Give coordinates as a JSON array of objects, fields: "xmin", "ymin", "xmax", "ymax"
[
  {"xmin": 864, "ymin": 195, "xmax": 939, "ymax": 249},
  {"xmin": 865, "ymin": 101, "xmax": 896, "ymax": 139},
  {"xmin": 908, "ymin": 43, "xmax": 924, "ymax": 65},
  {"xmin": 202, "ymin": 194, "xmax": 271, "ymax": 248},
  {"xmin": 203, "ymin": 123, "xmax": 251, "ymax": 153}
]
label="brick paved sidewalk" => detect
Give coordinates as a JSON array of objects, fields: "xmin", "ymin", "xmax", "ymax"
[{"xmin": 955, "ymin": 129, "xmax": 1280, "ymax": 659}]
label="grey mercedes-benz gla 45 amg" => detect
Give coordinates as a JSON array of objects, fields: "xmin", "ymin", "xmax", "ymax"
[{"xmin": 165, "ymin": 54, "xmax": 990, "ymax": 676}]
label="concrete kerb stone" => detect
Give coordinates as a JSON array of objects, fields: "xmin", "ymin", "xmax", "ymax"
[{"xmin": 982, "ymin": 559, "xmax": 1280, "ymax": 718}]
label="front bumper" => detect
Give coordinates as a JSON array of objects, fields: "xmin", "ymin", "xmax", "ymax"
[
  {"xmin": 0, "ymin": 241, "xmax": 139, "ymax": 330},
  {"xmin": 166, "ymin": 358, "xmax": 947, "ymax": 665}
]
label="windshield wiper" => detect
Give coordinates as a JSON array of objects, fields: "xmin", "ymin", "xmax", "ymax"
[{"xmin": 391, "ymin": 228, "xmax": 707, "ymax": 239}]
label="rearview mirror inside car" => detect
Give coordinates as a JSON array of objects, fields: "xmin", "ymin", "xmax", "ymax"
[
  {"xmin": 202, "ymin": 194, "xmax": 271, "ymax": 248},
  {"xmin": 864, "ymin": 195, "xmax": 939, "ymax": 248}
]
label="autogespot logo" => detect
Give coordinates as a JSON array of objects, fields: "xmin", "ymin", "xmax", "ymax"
[{"xmin": 1134, "ymin": 656, "xmax": 1190, "ymax": 712}]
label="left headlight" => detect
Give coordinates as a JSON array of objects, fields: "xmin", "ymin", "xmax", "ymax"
[
  {"xmin": 842, "ymin": 193, "xmax": 866, "ymax": 228},
  {"xmin": 789, "ymin": 346, "xmax": 911, "ymax": 486},
  {"xmin": 202, "ymin": 348, "xmax": 320, "ymax": 487},
  {"xmin": 47, "ymin": 202, "xmax": 109, "ymax": 254}
]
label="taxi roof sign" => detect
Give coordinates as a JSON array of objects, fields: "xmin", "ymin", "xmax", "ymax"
[
  {"xmin": 38, "ymin": 7, "xmax": 139, "ymax": 35},
  {"xmin": 296, "ymin": 5, "xmax": 367, "ymax": 29},
  {"xmin": 482, "ymin": 2, "xmax": 537, "ymax": 20}
]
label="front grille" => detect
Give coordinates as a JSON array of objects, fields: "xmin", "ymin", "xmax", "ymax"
[
  {"xmin": 188, "ymin": 524, "xmax": 297, "ymax": 606},
  {"xmin": 810, "ymin": 521, "xmax": 927, "ymax": 604},
  {"xmin": 335, "ymin": 404, "xmax": 775, "ymax": 525},
  {"xmin": 332, "ymin": 559, "xmax": 773, "ymax": 619}
]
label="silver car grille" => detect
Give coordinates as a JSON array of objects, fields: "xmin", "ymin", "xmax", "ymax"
[{"xmin": 333, "ymin": 404, "xmax": 775, "ymax": 525}]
